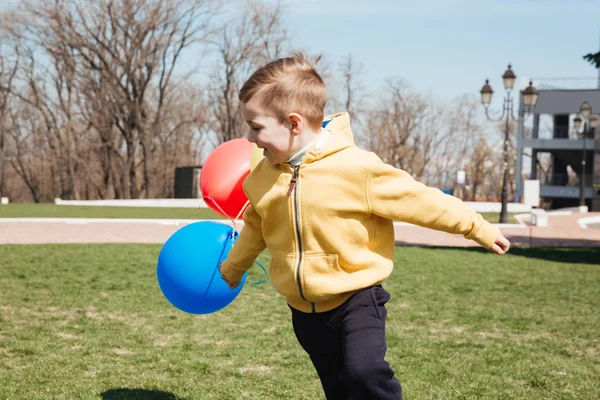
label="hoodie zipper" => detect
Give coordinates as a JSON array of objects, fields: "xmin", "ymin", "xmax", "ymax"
[{"xmin": 288, "ymin": 165, "xmax": 315, "ymax": 312}]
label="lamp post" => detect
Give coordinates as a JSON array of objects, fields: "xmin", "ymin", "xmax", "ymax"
[
  {"xmin": 480, "ymin": 64, "xmax": 539, "ymax": 223},
  {"xmin": 573, "ymin": 102, "xmax": 599, "ymax": 209}
]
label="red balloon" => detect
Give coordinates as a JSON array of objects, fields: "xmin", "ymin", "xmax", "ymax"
[{"xmin": 200, "ymin": 138, "xmax": 254, "ymax": 219}]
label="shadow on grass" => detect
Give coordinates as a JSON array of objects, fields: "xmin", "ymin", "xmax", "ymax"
[
  {"xmin": 101, "ymin": 388, "xmax": 186, "ymax": 400},
  {"xmin": 508, "ymin": 246, "xmax": 600, "ymax": 264},
  {"xmin": 395, "ymin": 244, "xmax": 600, "ymax": 265},
  {"xmin": 504, "ymin": 235, "xmax": 600, "ymax": 250}
]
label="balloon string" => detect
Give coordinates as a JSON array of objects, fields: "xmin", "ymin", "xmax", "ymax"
[
  {"xmin": 202, "ymin": 196, "xmax": 232, "ymax": 219},
  {"xmin": 202, "ymin": 197, "xmax": 265, "ymax": 286},
  {"xmin": 234, "ymin": 200, "xmax": 251, "ymax": 230},
  {"xmin": 203, "ymin": 197, "xmax": 250, "ymax": 233},
  {"xmin": 235, "ymin": 200, "xmax": 250, "ymax": 220},
  {"xmin": 250, "ymin": 261, "xmax": 268, "ymax": 285},
  {"xmin": 205, "ymin": 227, "xmax": 235, "ymax": 297}
]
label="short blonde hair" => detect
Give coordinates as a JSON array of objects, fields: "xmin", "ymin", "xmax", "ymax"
[{"xmin": 239, "ymin": 54, "xmax": 327, "ymax": 131}]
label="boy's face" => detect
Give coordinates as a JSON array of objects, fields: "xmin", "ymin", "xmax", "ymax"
[{"xmin": 241, "ymin": 96, "xmax": 296, "ymax": 165}]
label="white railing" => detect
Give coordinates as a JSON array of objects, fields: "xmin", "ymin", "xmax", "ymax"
[
  {"xmin": 54, "ymin": 198, "xmax": 207, "ymax": 208},
  {"xmin": 53, "ymin": 197, "xmax": 530, "ymax": 213}
]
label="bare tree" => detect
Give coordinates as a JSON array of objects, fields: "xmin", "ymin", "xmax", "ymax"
[
  {"xmin": 208, "ymin": 1, "xmax": 288, "ymax": 146},
  {"xmin": 77, "ymin": 74, "xmax": 121, "ymax": 199},
  {"xmin": 10, "ymin": 42, "xmax": 86, "ymax": 200},
  {"xmin": 2, "ymin": 0, "xmax": 508, "ymax": 203},
  {"xmin": 337, "ymin": 53, "xmax": 369, "ymax": 145},
  {"xmin": 365, "ymin": 79, "xmax": 427, "ymax": 175},
  {"xmin": 465, "ymin": 136, "xmax": 489, "ymax": 200},
  {"xmin": 15, "ymin": 0, "xmax": 220, "ymax": 199},
  {"xmin": 5, "ymin": 100, "xmax": 48, "ymax": 202},
  {"xmin": 0, "ymin": 42, "xmax": 19, "ymax": 199},
  {"xmin": 151, "ymin": 80, "xmax": 209, "ymax": 197},
  {"xmin": 1, "ymin": 4, "xmax": 84, "ymax": 200},
  {"xmin": 431, "ymin": 95, "xmax": 483, "ymax": 190},
  {"xmin": 340, "ymin": 54, "xmax": 365, "ymax": 118},
  {"xmin": 363, "ymin": 87, "xmax": 493, "ymax": 192},
  {"xmin": 474, "ymin": 119, "xmax": 519, "ymax": 201}
]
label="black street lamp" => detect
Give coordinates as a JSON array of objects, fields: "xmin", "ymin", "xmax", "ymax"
[
  {"xmin": 480, "ymin": 64, "xmax": 539, "ymax": 224},
  {"xmin": 573, "ymin": 102, "xmax": 599, "ymax": 209}
]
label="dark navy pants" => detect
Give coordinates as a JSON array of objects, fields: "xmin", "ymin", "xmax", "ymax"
[{"xmin": 290, "ymin": 286, "xmax": 403, "ymax": 400}]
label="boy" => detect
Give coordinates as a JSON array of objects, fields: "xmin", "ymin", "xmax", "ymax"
[{"xmin": 219, "ymin": 54, "xmax": 510, "ymax": 400}]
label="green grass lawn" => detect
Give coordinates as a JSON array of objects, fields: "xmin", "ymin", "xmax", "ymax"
[
  {"xmin": 0, "ymin": 204, "xmax": 517, "ymax": 224},
  {"xmin": 0, "ymin": 245, "xmax": 598, "ymax": 399},
  {"xmin": 479, "ymin": 212, "xmax": 519, "ymax": 224},
  {"xmin": 0, "ymin": 203, "xmax": 222, "ymax": 220}
]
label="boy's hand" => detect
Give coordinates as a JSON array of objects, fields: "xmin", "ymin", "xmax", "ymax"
[
  {"xmin": 219, "ymin": 266, "xmax": 241, "ymax": 289},
  {"xmin": 490, "ymin": 233, "xmax": 510, "ymax": 255}
]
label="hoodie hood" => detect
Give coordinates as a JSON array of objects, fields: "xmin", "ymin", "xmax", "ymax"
[{"xmin": 302, "ymin": 112, "xmax": 355, "ymax": 165}]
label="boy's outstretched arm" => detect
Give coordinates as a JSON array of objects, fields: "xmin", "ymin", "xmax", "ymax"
[
  {"xmin": 219, "ymin": 202, "xmax": 266, "ymax": 288},
  {"xmin": 367, "ymin": 158, "xmax": 510, "ymax": 254}
]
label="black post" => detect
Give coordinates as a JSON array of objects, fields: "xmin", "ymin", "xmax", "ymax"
[
  {"xmin": 499, "ymin": 96, "xmax": 511, "ymax": 224},
  {"xmin": 579, "ymin": 123, "xmax": 587, "ymax": 207}
]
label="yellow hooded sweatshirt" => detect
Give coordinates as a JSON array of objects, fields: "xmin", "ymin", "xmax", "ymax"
[{"xmin": 220, "ymin": 112, "xmax": 500, "ymax": 313}]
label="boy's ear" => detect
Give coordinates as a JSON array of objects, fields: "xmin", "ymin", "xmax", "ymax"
[{"xmin": 288, "ymin": 113, "xmax": 303, "ymax": 135}]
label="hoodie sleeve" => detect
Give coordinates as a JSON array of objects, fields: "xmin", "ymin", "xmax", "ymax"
[
  {"xmin": 366, "ymin": 159, "xmax": 500, "ymax": 249},
  {"xmin": 219, "ymin": 202, "xmax": 266, "ymax": 283}
]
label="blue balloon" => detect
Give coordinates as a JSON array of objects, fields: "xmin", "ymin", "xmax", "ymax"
[{"xmin": 157, "ymin": 221, "xmax": 246, "ymax": 314}]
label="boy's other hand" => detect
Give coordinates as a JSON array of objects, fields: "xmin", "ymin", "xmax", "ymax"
[
  {"xmin": 219, "ymin": 266, "xmax": 241, "ymax": 289},
  {"xmin": 490, "ymin": 233, "xmax": 510, "ymax": 255}
]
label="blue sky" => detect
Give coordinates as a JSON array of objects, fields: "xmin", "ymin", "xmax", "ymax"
[
  {"xmin": 2, "ymin": 0, "xmax": 598, "ymax": 107},
  {"xmin": 272, "ymin": 0, "xmax": 600, "ymax": 104}
]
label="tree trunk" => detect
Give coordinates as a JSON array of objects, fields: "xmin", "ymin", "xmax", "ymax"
[
  {"xmin": 99, "ymin": 136, "xmax": 111, "ymax": 198},
  {"xmin": 0, "ymin": 121, "xmax": 5, "ymax": 199},
  {"xmin": 126, "ymin": 139, "xmax": 138, "ymax": 199},
  {"xmin": 140, "ymin": 138, "xmax": 151, "ymax": 198},
  {"xmin": 11, "ymin": 159, "xmax": 40, "ymax": 203}
]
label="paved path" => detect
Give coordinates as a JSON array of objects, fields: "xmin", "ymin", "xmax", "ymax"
[
  {"xmin": 395, "ymin": 212, "xmax": 600, "ymax": 248},
  {"xmin": 1, "ymin": 213, "xmax": 599, "ymax": 248},
  {"xmin": 0, "ymin": 219, "xmax": 214, "ymax": 245}
]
